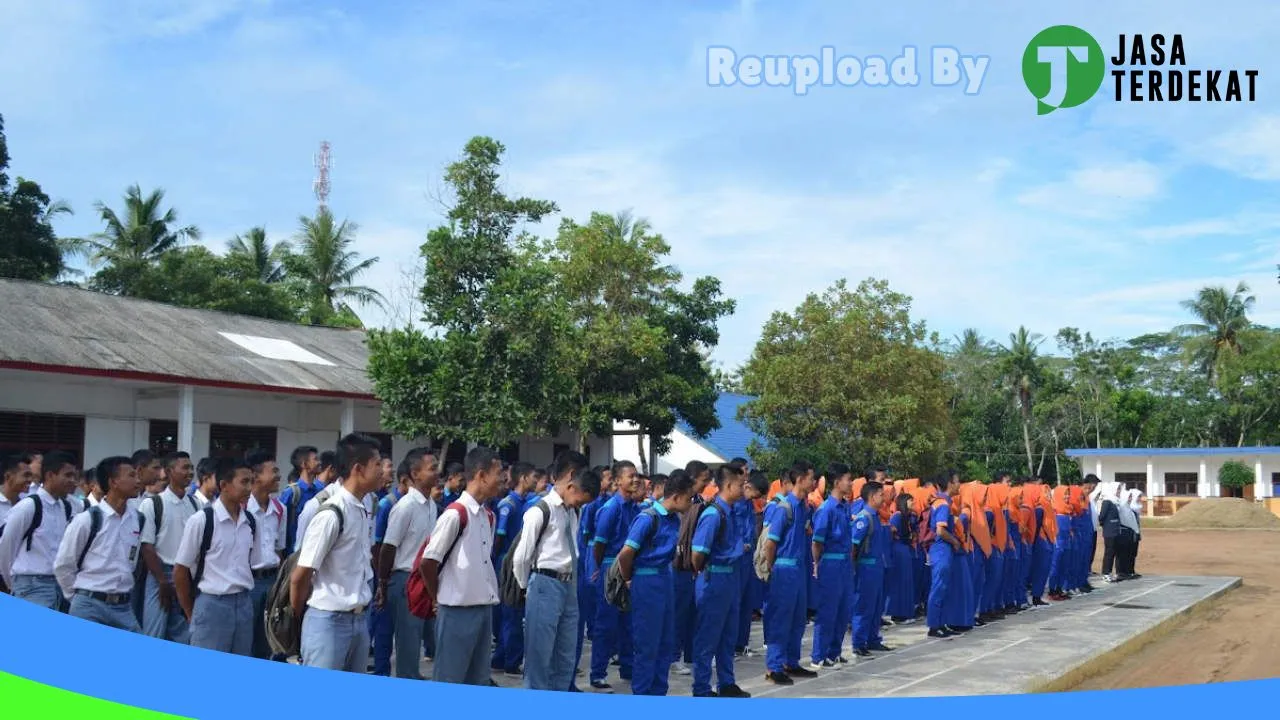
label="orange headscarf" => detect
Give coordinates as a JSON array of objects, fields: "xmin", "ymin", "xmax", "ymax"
[
  {"xmin": 1009, "ymin": 486, "xmax": 1034, "ymax": 544},
  {"xmin": 907, "ymin": 483, "xmax": 932, "ymax": 516},
  {"xmin": 1068, "ymin": 486, "xmax": 1086, "ymax": 516},
  {"xmin": 807, "ymin": 476, "xmax": 826, "ymax": 509},
  {"xmin": 951, "ymin": 491, "xmax": 971, "ymax": 552},
  {"xmin": 851, "ymin": 477, "xmax": 867, "ymax": 505},
  {"xmin": 879, "ymin": 484, "xmax": 897, "ymax": 523},
  {"xmin": 1036, "ymin": 484, "xmax": 1058, "ymax": 541},
  {"xmin": 985, "ymin": 482, "xmax": 1009, "ymax": 550},
  {"xmin": 1052, "ymin": 485, "xmax": 1072, "ymax": 516},
  {"xmin": 962, "ymin": 482, "xmax": 992, "ymax": 556}
]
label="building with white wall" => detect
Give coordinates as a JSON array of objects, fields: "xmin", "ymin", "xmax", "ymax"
[
  {"xmin": 611, "ymin": 392, "xmax": 766, "ymax": 474},
  {"xmin": 0, "ymin": 279, "xmax": 611, "ymax": 470},
  {"xmin": 1064, "ymin": 446, "xmax": 1280, "ymax": 515}
]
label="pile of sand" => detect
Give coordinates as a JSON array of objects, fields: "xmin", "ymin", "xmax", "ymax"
[{"xmin": 1159, "ymin": 498, "xmax": 1280, "ymax": 530}]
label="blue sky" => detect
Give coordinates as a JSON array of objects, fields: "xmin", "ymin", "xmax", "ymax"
[{"xmin": 2, "ymin": 0, "xmax": 1278, "ymax": 371}]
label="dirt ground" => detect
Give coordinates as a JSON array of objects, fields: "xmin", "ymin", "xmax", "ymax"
[{"xmin": 1070, "ymin": 528, "xmax": 1280, "ymax": 690}]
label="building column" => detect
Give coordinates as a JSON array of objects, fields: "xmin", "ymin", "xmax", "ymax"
[
  {"xmin": 340, "ymin": 399, "xmax": 355, "ymax": 437},
  {"xmin": 1256, "ymin": 458, "xmax": 1268, "ymax": 499},
  {"xmin": 1198, "ymin": 459, "xmax": 1208, "ymax": 498},
  {"xmin": 1095, "ymin": 459, "xmax": 1103, "ymax": 482},
  {"xmin": 178, "ymin": 385, "xmax": 195, "ymax": 455}
]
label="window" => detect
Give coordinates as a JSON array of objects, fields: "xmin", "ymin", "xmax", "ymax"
[
  {"xmin": 149, "ymin": 420, "xmax": 178, "ymax": 456},
  {"xmin": 209, "ymin": 424, "xmax": 277, "ymax": 460},
  {"xmin": 0, "ymin": 411, "xmax": 85, "ymax": 461},
  {"xmin": 1114, "ymin": 472, "xmax": 1147, "ymax": 496},
  {"xmin": 1164, "ymin": 472, "xmax": 1199, "ymax": 497},
  {"xmin": 1273, "ymin": 472, "xmax": 1280, "ymax": 496}
]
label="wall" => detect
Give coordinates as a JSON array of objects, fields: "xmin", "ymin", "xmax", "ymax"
[
  {"xmin": 610, "ymin": 420, "xmax": 726, "ymax": 474},
  {"xmin": 1077, "ymin": 451, "xmax": 1276, "ymax": 503}
]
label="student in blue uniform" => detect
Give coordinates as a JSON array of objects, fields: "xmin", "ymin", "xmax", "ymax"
[
  {"xmin": 1075, "ymin": 474, "xmax": 1099, "ymax": 593},
  {"xmin": 808, "ymin": 463, "xmax": 852, "ymax": 669},
  {"xmin": 690, "ymin": 463, "xmax": 751, "ymax": 698},
  {"xmin": 671, "ymin": 460, "xmax": 711, "ymax": 677},
  {"xmin": 589, "ymin": 461, "xmax": 643, "ymax": 692},
  {"xmin": 492, "ymin": 461, "xmax": 538, "ymax": 676},
  {"xmin": 614, "ymin": 470, "xmax": 695, "ymax": 696},
  {"xmin": 573, "ymin": 465, "xmax": 611, "ymax": 691},
  {"xmin": 735, "ymin": 469, "xmax": 768, "ymax": 656},
  {"xmin": 1046, "ymin": 483, "xmax": 1074, "ymax": 601},
  {"xmin": 368, "ymin": 461, "xmax": 402, "ymax": 676},
  {"xmin": 885, "ymin": 491, "xmax": 917, "ymax": 623},
  {"xmin": 924, "ymin": 473, "xmax": 962, "ymax": 639},
  {"xmin": 851, "ymin": 481, "xmax": 893, "ymax": 656},
  {"xmin": 760, "ymin": 462, "xmax": 819, "ymax": 686},
  {"xmin": 278, "ymin": 446, "xmax": 320, "ymax": 555}
]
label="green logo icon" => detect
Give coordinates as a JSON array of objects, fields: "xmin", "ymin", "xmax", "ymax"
[{"xmin": 1022, "ymin": 25, "xmax": 1105, "ymax": 115}]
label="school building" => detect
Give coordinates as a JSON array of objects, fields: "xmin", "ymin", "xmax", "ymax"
[
  {"xmin": 0, "ymin": 279, "xmax": 612, "ymax": 471},
  {"xmin": 1064, "ymin": 446, "xmax": 1280, "ymax": 517},
  {"xmin": 610, "ymin": 392, "xmax": 765, "ymax": 474}
]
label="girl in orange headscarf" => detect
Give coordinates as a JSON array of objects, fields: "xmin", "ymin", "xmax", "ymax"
[
  {"xmin": 1007, "ymin": 485, "xmax": 1033, "ymax": 610},
  {"xmin": 1046, "ymin": 484, "xmax": 1075, "ymax": 601},
  {"xmin": 963, "ymin": 483, "xmax": 993, "ymax": 627},
  {"xmin": 1002, "ymin": 482, "xmax": 1029, "ymax": 611},
  {"xmin": 979, "ymin": 482, "xmax": 1007, "ymax": 621},
  {"xmin": 885, "ymin": 486, "xmax": 919, "ymax": 622},
  {"xmin": 1023, "ymin": 482, "xmax": 1055, "ymax": 606},
  {"xmin": 943, "ymin": 483, "xmax": 978, "ymax": 630}
]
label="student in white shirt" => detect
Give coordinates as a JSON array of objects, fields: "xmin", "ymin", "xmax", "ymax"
[
  {"xmin": 1, "ymin": 453, "xmax": 36, "ymax": 526},
  {"xmin": 192, "ymin": 460, "xmax": 217, "ymax": 509},
  {"xmin": 290, "ymin": 433, "xmax": 383, "ymax": 672},
  {"xmin": 137, "ymin": 451, "xmax": 201, "ymax": 643},
  {"xmin": 78, "ymin": 467, "xmax": 103, "ymax": 511},
  {"xmin": 376, "ymin": 448, "xmax": 440, "ymax": 679},
  {"xmin": 298, "ymin": 477, "xmax": 376, "ymax": 543},
  {"xmin": 0, "ymin": 451, "xmax": 80, "ymax": 611},
  {"xmin": 53, "ymin": 456, "xmax": 143, "ymax": 632},
  {"xmin": 173, "ymin": 458, "xmax": 262, "ymax": 656},
  {"xmin": 513, "ymin": 459, "xmax": 600, "ymax": 691},
  {"xmin": 245, "ymin": 450, "xmax": 286, "ymax": 659},
  {"xmin": 18, "ymin": 452, "xmax": 43, "ymax": 500},
  {"xmin": 133, "ymin": 449, "xmax": 167, "ymax": 500},
  {"xmin": 421, "ymin": 446, "xmax": 504, "ymax": 686}
]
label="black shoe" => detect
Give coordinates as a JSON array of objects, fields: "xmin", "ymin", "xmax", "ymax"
[
  {"xmin": 718, "ymin": 684, "xmax": 752, "ymax": 698},
  {"xmin": 948, "ymin": 625, "xmax": 971, "ymax": 633},
  {"xmin": 786, "ymin": 665, "xmax": 818, "ymax": 678},
  {"xmin": 869, "ymin": 643, "xmax": 893, "ymax": 652},
  {"xmin": 694, "ymin": 690, "xmax": 719, "ymax": 698},
  {"xmin": 927, "ymin": 628, "xmax": 953, "ymax": 639},
  {"xmin": 1080, "ymin": 584, "xmax": 1094, "ymax": 593},
  {"xmin": 590, "ymin": 681, "xmax": 614, "ymax": 693},
  {"xmin": 854, "ymin": 648, "xmax": 872, "ymax": 657},
  {"xmin": 766, "ymin": 671, "xmax": 794, "ymax": 685},
  {"xmin": 973, "ymin": 618, "xmax": 987, "ymax": 627},
  {"xmin": 1032, "ymin": 598, "xmax": 1049, "ymax": 607}
]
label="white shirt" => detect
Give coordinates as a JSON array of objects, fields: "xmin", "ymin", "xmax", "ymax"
[
  {"xmin": 512, "ymin": 489, "xmax": 577, "ymax": 590},
  {"xmin": 247, "ymin": 495, "xmax": 286, "ymax": 569},
  {"xmin": 0, "ymin": 489, "xmax": 74, "ymax": 586},
  {"xmin": 296, "ymin": 484, "xmax": 373, "ymax": 612},
  {"xmin": 382, "ymin": 487, "xmax": 438, "ymax": 573},
  {"xmin": 298, "ymin": 486, "xmax": 374, "ymax": 545},
  {"xmin": 138, "ymin": 488, "xmax": 201, "ymax": 565},
  {"xmin": 174, "ymin": 501, "xmax": 261, "ymax": 595},
  {"xmin": 193, "ymin": 491, "xmax": 212, "ymax": 509},
  {"xmin": 53, "ymin": 501, "xmax": 141, "ymax": 598},
  {"xmin": 0, "ymin": 495, "xmax": 17, "ymax": 527},
  {"xmin": 423, "ymin": 492, "xmax": 498, "ymax": 607}
]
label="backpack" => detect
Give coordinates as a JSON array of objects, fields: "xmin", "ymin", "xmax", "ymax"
[
  {"xmin": 143, "ymin": 493, "xmax": 199, "ymax": 537},
  {"xmin": 917, "ymin": 496, "xmax": 949, "ymax": 548},
  {"xmin": 13, "ymin": 495, "xmax": 73, "ymax": 552},
  {"xmin": 406, "ymin": 502, "xmax": 481, "ymax": 619},
  {"xmin": 752, "ymin": 497, "xmax": 794, "ymax": 581},
  {"xmin": 673, "ymin": 501, "xmax": 727, "ymax": 573},
  {"xmin": 852, "ymin": 509, "xmax": 875, "ymax": 560},
  {"xmin": 497, "ymin": 499, "xmax": 553, "ymax": 608},
  {"xmin": 604, "ymin": 507, "xmax": 661, "ymax": 610},
  {"xmin": 264, "ymin": 503, "xmax": 343, "ymax": 658},
  {"xmin": 192, "ymin": 506, "xmax": 258, "ymax": 587},
  {"xmin": 77, "ymin": 506, "xmax": 106, "ymax": 571}
]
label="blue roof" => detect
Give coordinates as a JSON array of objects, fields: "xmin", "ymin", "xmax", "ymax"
[
  {"xmin": 675, "ymin": 392, "xmax": 769, "ymax": 463},
  {"xmin": 1066, "ymin": 447, "xmax": 1280, "ymax": 457}
]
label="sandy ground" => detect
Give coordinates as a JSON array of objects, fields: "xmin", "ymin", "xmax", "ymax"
[{"xmin": 1071, "ymin": 528, "xmax": 1280, "ymax": 690}]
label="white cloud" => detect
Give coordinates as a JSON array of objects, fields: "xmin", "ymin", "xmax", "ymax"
[
  {"xmin": 1205, "ymin": 115, "xmax": 1280, "ymax": 181},
  {"xmin": 1016, "ymin": 161, "xmax": 1165, "ymax": 221}
]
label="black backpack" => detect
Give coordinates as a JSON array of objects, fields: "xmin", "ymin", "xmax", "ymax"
[
  {"xmin": 191, "ymin": 506, "xmax": 258, "ymax": 587},
  {"xmin": 498, "ymin": 499, "xmax": 552, "ymax": 608},
  {"xmin": 674, "ymin": 496, "xmax": 724, "ymax": 573},
  {"xmin": 264, "ymin": 503, "xmax": 343, "ymax": 658},
  {"xmin": 4, "ymin": 495, "xmax": 73, "ymax": 552}
]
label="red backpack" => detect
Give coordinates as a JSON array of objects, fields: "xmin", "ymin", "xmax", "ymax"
[{"xmin": 407, "ymin": 502, "xmax": 487, "ymax": 619}]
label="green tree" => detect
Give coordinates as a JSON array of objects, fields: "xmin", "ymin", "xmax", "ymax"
[
  {"xmin": 83, "ymin": 184, "xmax": 200, "ymax": 295},
  {"xmin": 368, "ymin": 137, "xmax": 567, "ymax": 454},
  {"xmin": 0, "ymin": 113, "xmax": 74, "ymax": 281},
  {"xmin": 1214, "ymin": 333, "xmax": 1280, "ymax": 447},
  {"xmin": 130, "ymin": 246, "xmax": 298, "ymax": 321},
  {"xmin": 287, "ymin": 208, "xmax": 382, "ymax": 327},
  {"xmin": 739, "ymin": 278, "xmax": 953, "ymax": 476},
  {"xmin": 1218, "ymin": 460, "xmax": 1254, "ymax": 499},
  {"xmin": 226, "ymin": 227, "xmax": 290, "ymax": 284},
  {"xmin": 999, "ymin": 326, "xmax": 1045, "ymax": 475},
  {"xmin": 1175, "ymin": 282, "xmax": 1258, "ymax": 381}
]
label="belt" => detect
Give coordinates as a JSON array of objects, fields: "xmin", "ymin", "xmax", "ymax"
[
  {"xmin": 633, "ymin": 567, "xmax": 666, "ymax": 577},
  {"xmin": 821, "ymin": 552, "xmax": 849, "ymax": 561},
  {"xmin": 252, "ymin": 567, "xmax": 279, "ymax": 580},
  {"xmin": 773, "ymin": 557, "xmax": 799, "ymax": 568},
  {"xmin": 335, "ymin": 605, "xmax": 367, "ymax": 615},
  {"xmin": 77, "ymin": 589, "xmax": 131, "ymax": 605},
  {"xmin": 16, "ymin": 574, "xmax": 56, "ymax": 581},
  {"xmin": 857, "ymin": 557, "xmax": 878, "ymax": 566},
  {"xmin": 533, "ymin": 568, "xmax": 574, "ymax": 583}
]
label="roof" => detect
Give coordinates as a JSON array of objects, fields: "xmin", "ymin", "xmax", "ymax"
[
  {"xmin": 1066, "ymin": 447, "xmax": 1280, "ymax": 457},
  {"xmin": 0, "ymin": 279, "xmax": 373, "ymax": 398},
  {"xmin": 675, "ymin": 392, "xmax": 769, "ymax": 463}
]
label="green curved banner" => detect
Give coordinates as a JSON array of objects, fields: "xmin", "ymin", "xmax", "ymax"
[{"xmin": 0, "ymin": 671, "xmax": 191, "ymax": 719}]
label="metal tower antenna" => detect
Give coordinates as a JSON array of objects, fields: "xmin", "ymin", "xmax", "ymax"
[{"xmin": 313, "ymin": 141, "xmax": 332, "ymax": 211}]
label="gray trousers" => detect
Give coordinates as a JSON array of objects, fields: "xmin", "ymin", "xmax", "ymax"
[
  {"xmin": 433, "ymin": 604, "xmax": 494, "ymax": 685},
  {"xmin": 190, "ymin": 590, "xmax": 254, "ymax": 656}
]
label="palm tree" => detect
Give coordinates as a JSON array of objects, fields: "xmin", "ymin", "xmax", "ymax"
[
  {"xmin": 227, "ymin": 227, "xmax": 290, "ymax": 284},
  {"xmin": 290, "ymin": 208, "xmax": 383, "ymax": 325},
  {"xmin": 80, "ymin": 185, "xmax": 199, "ymax": 294},
  {"xmin": 1174, "ymin": 282, "xmax": 1257, "ymax": 381},
  {"xmin": 999, "ymin": 326, "xmax": 1044, "ymax": 475}
]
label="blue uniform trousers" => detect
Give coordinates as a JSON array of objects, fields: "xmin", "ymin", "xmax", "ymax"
[
  {"xmin": 925, "ymin": 543, "xmax": 951, "ymax": 629},
  {"xmin": 811, "ymin": 555, "xmax": 852, "ymax": 663},
  {"xmin": 851, "ymin": 560, "xmax": 885, "ymax": 650},
  {"xmin": 762, "ymin": 563, "xmax": 806, "ymax": 672},
  {"xmin": 630, "ymin": 568, "xmax": 675, "ymax": 696}
]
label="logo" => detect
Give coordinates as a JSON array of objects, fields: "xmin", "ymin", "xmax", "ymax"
[{"xmin": 1022, "ymin": 25, "xmax": 1105, "ymax": 115}]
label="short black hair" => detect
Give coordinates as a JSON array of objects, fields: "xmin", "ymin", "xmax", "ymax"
[
  {"xmin": 131, "ymin": 449, "xmax": 157, "ymax": 467},
  {"xmin": 827, "ymin": 462, "xmax": 850, "ymax": 483},
  {"xmin": 197, "ymin": 457, "xmax": 217, "ymax": 480},
  {"xmin": 686, "ymin": 460, "xmax": 710, "ymax": 479},
  {"xmin": 397, "ymin": 448, "xmax": 430, "ymax": 481},
  {"xmin": 611, "ymin": 460, "xmax": 636, "ymax": 477},
  {"xmin": 41, "ymin": 451, "xmax": 78, "ymax": 479},
  {"xmin": 790, "ymin": 460, "xmax": 814, "ymax": 478},
  {"xmin": 1083, "ymin": 473, "xmax": 1100, "ymax": 484},
  {"xmin": 445, "ymin": 461, "xmax": 465, "ymax": 478},
  {"xmin": 337, "ymin": 433, "xmax": 382, "ymax": 478},
  {"xmin": 94, "ymin": 456, "xmax": 133, "ymax": 492},
  {"xmin": 464, "ymin": 446, "xmax": 500, "ymax": 480},
  {"xmin": 572, "ymin": 468, "xmax": 603, "ymax": 499},
  {"xmin": 747, "ymin": 470, "xmax": 769, "ymax": 495},
  {"xmin": 215, "ymin": 457, "xmax": 250, "ymax": 487},
  {"xmin": 162, "ymin": 451, "xmax": 190, "ymax": 470},
  {"xmin": 716, "ymin": 463, "xmax": 744, "ymax": 484},
  {"xmin": 862, "ymin": 480, "xmax": 884, "ymax": 502},
  {"xmin": 318, "ymin": 451, "xmax": 337, "ymax": 472},
  {"xmin": 511, "ymin": 461, "xmax": 536, "ymax": 485},
  {"xmin": 666, "ymin": 469, "xmax": 694, "ymax": 498},
  {"xmin": 552, "ymin": 450, "xmax": 589, "ymax": 482},
  {"xmin": 650, "ymin": 473, "xmax": 668, "ymax": 491},
  {"xmin": 245, "ymin": 450, "xmax": 275, "ymax": 474}
]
